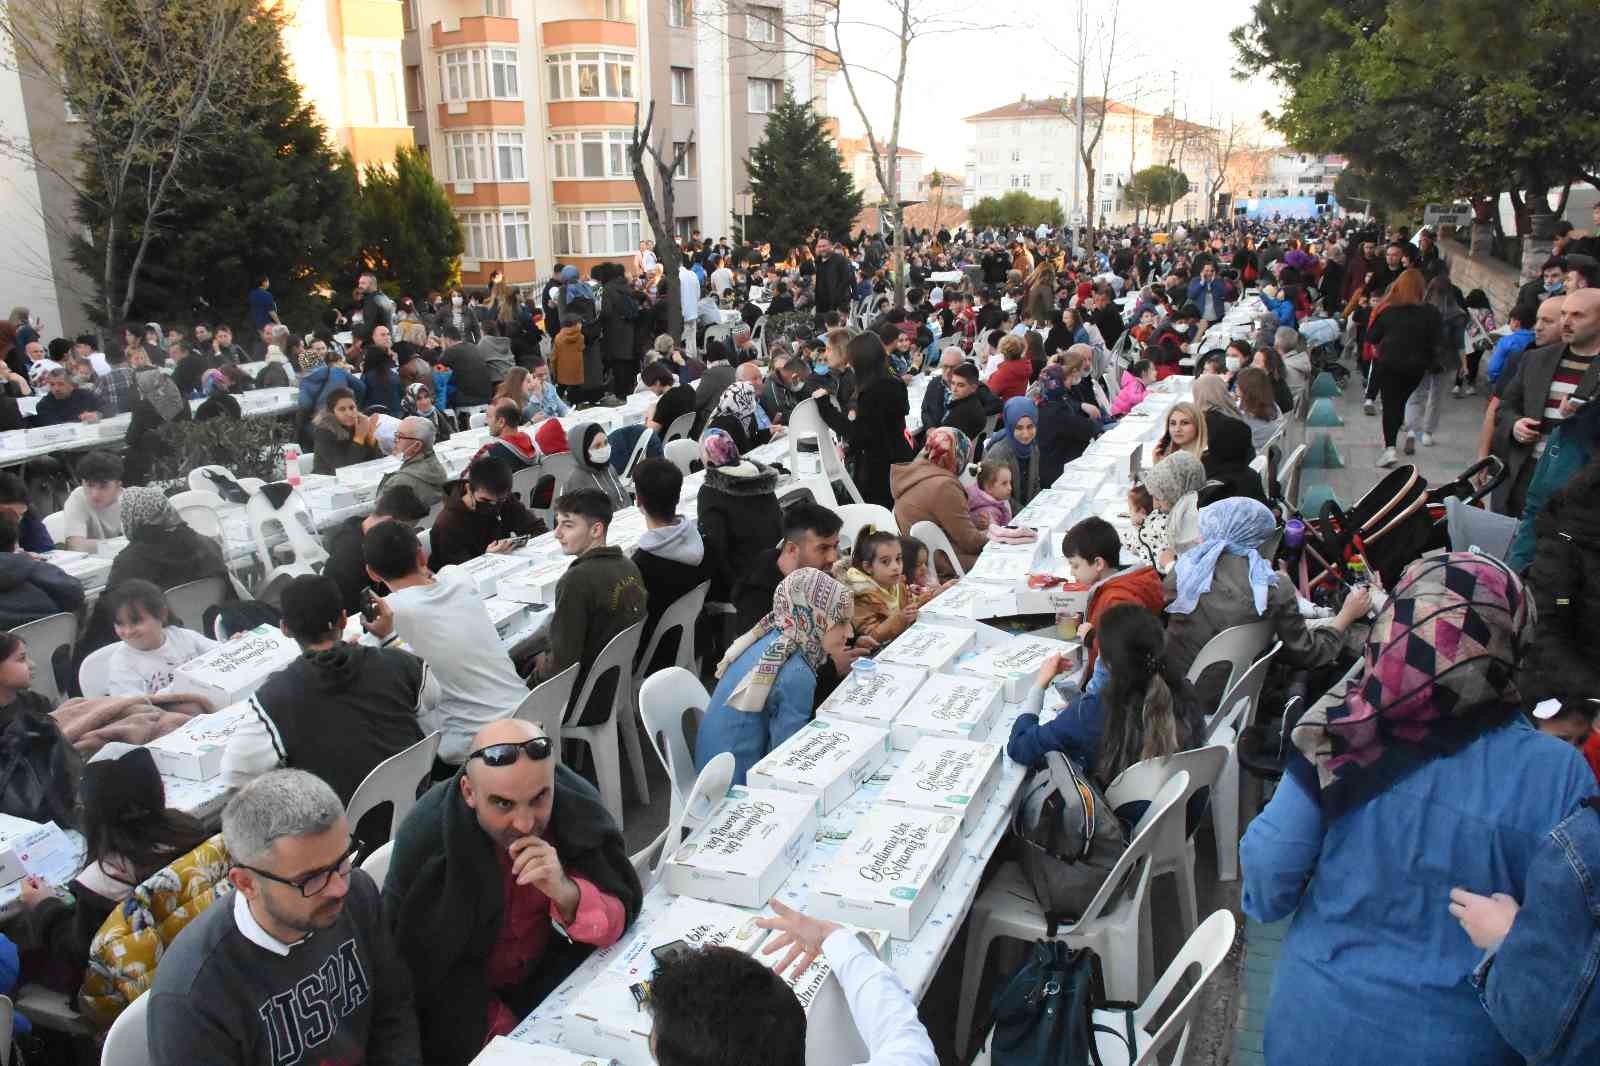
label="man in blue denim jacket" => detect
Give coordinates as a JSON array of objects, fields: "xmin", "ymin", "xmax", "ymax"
[{"xmin": 1452, "ymin": 797, "xmax": 1600, "ymax": 1066}]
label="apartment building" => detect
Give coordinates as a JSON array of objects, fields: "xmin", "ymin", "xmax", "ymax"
[
  {"xmin": 837, "ymin": 137, "xmax": 925, "ymax": 205},
  {"xmin": 401, "ymin": 0, "xmax": 834, "ymax": 287},
  {"xmin": 962, "ymin": 95, "xmax": 1219, "ymax": 227}
]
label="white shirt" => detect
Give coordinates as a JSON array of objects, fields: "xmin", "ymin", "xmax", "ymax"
[
  {"xmin": 387, "ymin": 575, "xmax": 529, "ymax": 763},
  {"xmin": 87, "ymin": 351, "xmax": 112, "ymax": 377},
  {"xmin": 233, "ymin": 889, "xmax": 298, "ymax": 956},
  {"xmin": 60, "ymin": 485, "xmax": 122, "ymax": 543},
  {"xmin": 824, "ymin": 929, "xmax": 939, "ymax": 1066},
  {"xmin": 710, "ymin": 267, "xmax": 734, "ymax": 295},
  {"xmin": 107, "ymin": 626, "xmax": 218, "ymax": 696},
  {"xmin": 679, "ymin": 266, "xmax": 701, "ymax": 324}
]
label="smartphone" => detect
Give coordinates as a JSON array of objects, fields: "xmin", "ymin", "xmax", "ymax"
[
  {"xmin": 360, "ymin": 588, "xmax": 380, "ymax": 624},
  {"xmin": 505, "ymin": 533, "xmax": 532, "ymax": 551}
]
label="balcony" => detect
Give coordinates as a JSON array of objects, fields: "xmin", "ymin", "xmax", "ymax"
[
  {"xmin": 432, "ymin": 15, "xmax": 518, "ymax": 48},
  {"xmin": 543, "ymin": 19, "xmax": 637, "ymax": 49}
]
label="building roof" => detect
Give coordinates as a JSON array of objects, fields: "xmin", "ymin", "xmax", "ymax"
[
  {"xmin": 836, "ymin": 136, "xmax": 925, "ymax": 160},
  {"xmin": 854, "ymin": 199, "xmax": 969, "ymax": 236},
  {"xmin": 964, "ymin": 96, "xmax": 1220, "ymax": 140}
]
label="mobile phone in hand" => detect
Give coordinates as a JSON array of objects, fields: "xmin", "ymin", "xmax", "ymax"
[{"xmin": 360, "ymin": 588, "xmax": 380, "ymax": 623}]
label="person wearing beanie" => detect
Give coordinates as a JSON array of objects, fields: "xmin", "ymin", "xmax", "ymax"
[{"xmin": 11, "ymin": 744, "xmax": 210, "ymax": 996}]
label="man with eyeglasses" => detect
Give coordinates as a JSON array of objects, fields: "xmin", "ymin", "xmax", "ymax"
[
  {"xmin": 382, "ymin": 718, "xmax": 641, "ymax": 1065},
  {"xmin": 376, "ymin": 415, "xmax": 448, "ymax": 509},
  {"xmin": 149, "ymin": 770, "xmax": 422, "ymax": 1065}
]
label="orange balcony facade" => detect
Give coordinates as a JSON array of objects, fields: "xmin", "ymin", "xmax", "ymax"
[
  {"xmin": 432, "ymin": 15, "xmax": 519, "ymax": 48},
  {"xmin": 436, "ymin": 100, "xmax": 525, "ymax": 129},
  {"xmin": 542, "ymin": 19, "xmax": 637, "ymax": 48}
]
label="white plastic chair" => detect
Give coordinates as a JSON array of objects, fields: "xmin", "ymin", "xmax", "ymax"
[
  {"xmin": 909, "ymin": 519, "xmax": 967, "ymax": 578},
  {"xmin": 511, "ymin": 662, "xmax": 580, "ymax": 749},
  {"xmin": 954, "ymin": 771, "xmax": 1191, "ymax": 1056},
  {"xmin": 629, "ymin": 751, "xmax": 734, "ymax": 892},
  {"xmin": 663, "ymin": 410, "xmax": 697, "ymax": 443},
  {"xmin": 77, "ymin": 642, "xmax": 119, "ymax": 698},
  {"xmin": 100, "ymin": 988, "xmax": 150, "ymax": 1066},
  {"xmin": 344, "ymin": 731, "xmax": 442, "ymax": 841},
  {"xmin": 835, "ymin": 503, "xmax": 898, "ymax": 557},
  {"xmin": 664, "ymin": 439, "xmax": 699, "ymax": 475},
  {"xmin": 164, "ymin": 576, "xmax": 230, "ymax": 634},
  {"xmin": 187, "ymin": 464, "xmax": 234, "ymax": 495},
  {"xmin": 562, "ymin": 621, "xmax": 647, "ymax": 827},
  {"xmin": 1184, "ymin": 620, "xmax": 1273, "ymax": 715},
  {"xmin": 633, "ymin": 581, "xmax": 709, "ymax": 707},
  {"xmin": 620, "ymin": 426, "xmax": 655, "ymax": 481},
  {"xmin": 469, "ymin": 410, "xmax": 488, "ymax": 429},
  {"xmin": 9, "ymin": 612, "xmax": 78, "ymax": 704},
  {"xmin": 1205, "ymin": 642, "xmax": 1282, "ymax": 882},
  {"xmin": 1105, "ymin": 745, "xmax": 1230, "ymax": 940},
  {"xmin": 167, "ymin": 489, "xmax": 224, "ymax": 516},
  {"xmin": 174, "ymin": 498, "xmax": 224, "ymax": 542},
  {"xmin": 786, "ymin": 398, "xmax": 864, "ymax": 506},
  {"xmin": 359, "ymin": 840, "xmax": 394, "ymax": 890},
  {"xmin": 638, "ymin": 666, "xmax": 711, "ymax": 830},
  {"xmin": 42, "ymin": 510, "xmax": 66, "ymax": 544},
  {"xmin": 245, "ymin": 486, "xmax": 329, "ymax": 586},
  {"xmin": 1276, "ymin": 443, "xmax": 1307, "ymax": 511},
  {"xmin": 972, "ymin": 909, "xmax": 1239, "ymax": 1066}
]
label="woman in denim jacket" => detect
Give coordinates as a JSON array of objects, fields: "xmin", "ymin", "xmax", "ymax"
[
  {"xmin": 1241, "ymin": 554, "xmax": 1597, "ymax": 1066},
  {"xmin": 1452, "ymin": 797, "xmax": 1600, "ymax": 1065}
]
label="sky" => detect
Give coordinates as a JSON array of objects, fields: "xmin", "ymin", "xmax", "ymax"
[{"xmin": 827, "ymin": 0, "xmax": 1286, "ymax": 175}]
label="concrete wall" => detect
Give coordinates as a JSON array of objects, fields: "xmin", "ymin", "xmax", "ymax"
[{"xmin": 1440, "ymin": 236, "xmax": 1520, "ymax": 317}]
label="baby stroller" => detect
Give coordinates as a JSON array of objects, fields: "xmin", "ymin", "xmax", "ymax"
[
  {"xmin": 1283, "ymin": 457, "xmax": 1505, "ymax": 602},
  {"xmin": 1300, "ymin": 317, "xmax": 1351, "ymax": 390}
]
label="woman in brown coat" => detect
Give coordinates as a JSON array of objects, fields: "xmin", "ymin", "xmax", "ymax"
[
  {"xmin": 891, "ymin": 426, "xmax": 989, "ymax": 577},
  {"xmin": 551, "ymin": 315, "xmax": 587, "ymax": 394}
]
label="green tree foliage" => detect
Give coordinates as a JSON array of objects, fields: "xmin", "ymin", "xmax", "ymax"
[
  {"xmin": 746, "ymin": 93, "xmax": 864, "ymax": 253},
  {"xmin": 1232, "ymin": 0, "xmax": 1600, "ymax": 231},
  {"xmin": 340, "ymin": 146, "xmax": 464, "ymax": 303},
  {"xmin": 967, "ymin": 191, "xmax": 1065, "ymax": 231},
  {"xmin": 1126, "ymin": 166, "xmax": 1190, "ymax": 220},
  {"xmin": 54, "ymin": 0, "xmax": 358, "ymax": 329}
]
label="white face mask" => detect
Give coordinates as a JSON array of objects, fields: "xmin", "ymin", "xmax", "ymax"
[
  {"xmin": 1225, "ymin": 355, "xmax": 1243, "ymax": 372},
  {"xmin": 451, "ymin": 295, "xmax": 463, "ymax": 307},
  {"xmin": 589, "ymin": 444, "xmax": 612, "ymax": 465}
]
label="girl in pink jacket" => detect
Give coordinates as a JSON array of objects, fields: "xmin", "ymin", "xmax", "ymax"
[{"xmin": 1111, "ymin": 359, "xmax": 1157, "ymax": 418}]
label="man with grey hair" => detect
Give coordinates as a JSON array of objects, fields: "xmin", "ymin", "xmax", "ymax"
[
  {"xmin": 148, "ymin": 769, "xmax": 422, "ymax": 1065},
  {"xmin": 32, "ymin": 366, "xmax": 100, "ymax": 426},
  {"xmin": 1275, "ymin": 324, "xmax": 1313, "ymax": 406},
  {"xmin": 377, "ymin": 414, "xmax": 448, "ymax": 509}
]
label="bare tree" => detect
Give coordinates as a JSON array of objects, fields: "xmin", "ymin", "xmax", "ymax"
[
  {"xmin": 697, "ymin": 0, "xmax": 994, "ymax": 310},
  {"xmin": 1199, "ymin": 117, "xmax": 1269, "ymax": 220},
  {"xmin": 628, "ymin": 101, "xmax": 695, "ymax": 341},
  {"xmin": 1055, "ymin": 0, "xmax": 1138, "ymax": 230},
  {"xmin": 0, "ymin": 0, "xmax": 265, "ymax": 325}
]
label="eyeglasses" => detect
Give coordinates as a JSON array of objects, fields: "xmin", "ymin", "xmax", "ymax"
[
  {"xmin": 466, "ymin": 736, "xmax": 554, "ymax": 767},
  {"xmin": 237, "ymin": 839, "xmax": 362, "ymax": 897}
]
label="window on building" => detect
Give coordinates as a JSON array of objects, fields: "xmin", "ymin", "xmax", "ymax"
[
  {"xmin": 671, "ymin": 67, "xmax": 692, "ymax": 105},
  {"xmin": 483, "ymin": 0, "xmax": 506, "ymax": 14},
  {"xmin": 1101, "ymin": 172, "xmax": 1113, "ymax": 187},
  {"xmin": 545, "ymin": 51, "xmax": 635, "ymax": 101},
  {"xmin": 495, "ymin": 131, "xmax": 525, "ymax": 180},
  {"xmin": 402, "ymin": 0, "xmax": 415, "ymax": 31},
  {"xmin": 440, "ymin": 49, "xmax": 517, "ymax": 102},
  {"xmin": 554, "ymin": 208, "xmax": 643, "ymax": 256},
  {"xmin": 445, "ymin": 131, "xmax": 492, "ymax": 182},
  {"xmin": 1009, "ymin": 174, "xmax": 1021, "ymax": 188},
  {"xmin": 1021, "ymin": 173, "xmax": 1031, "ymax": 188},
  {"xmin": 501, "ymin": 210, "xmax": 532, "ymax": 259},
  {"xmin": 747, "ymin": 4, "xmax": 778, "ymax": 42},
  {"xmin": 1009, "ymin": 148, "xmax": 1021, "ymax": 163},
  {"xmin": 747, "ymin": 77, "xmax": 781, "ymax": 113},
  {"xmin": 549, "ymin": 130, "xmax": 633, "ymax": 178},
  {"xmin": 676, "ymin": 216, "xmax": 698, "ymax": 243},
  {"xmin": 673, "ymin": 141, "xmax": 698, "ymax": 178},
  {"xmin": 1038, "ymin": 171, "xmax": 1053, "ymax": 188},
  {"xmin": 461, "ymin": 212, "xmax": 495, "ymax": 260},
  {"xmin": 668, "ymin": 0, "xmax": 691, "ymax": 27},
  {"xmin": 404, "ymin": 65, "xmax": 423, "ymax": 111},
  {"xmin": 347, "ymin": 48, "xmax": 404, "ymax": 126},
  {"xmin": 489, "ymin": 48, "xmax": 518, "ymax": 98},
  {"xmin": 980, "ymin": 174, "xmax": 997, "ymax": 188},
  {"xmin": 1100, "ymin": 199, "xmax": 1112, "ymax": 216},
  {"xmin": 603, "ymin": 0, "xmax": 636, "ymax": 18}
]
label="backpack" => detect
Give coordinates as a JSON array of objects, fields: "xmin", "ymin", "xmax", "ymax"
[
  {"xmin": 988, "ymin": 941, "xmax": 1137, "ymax": 1066},
  {"xmin": 1011, "ymin": 750, "xmax": 1128, "ymax": 935}
]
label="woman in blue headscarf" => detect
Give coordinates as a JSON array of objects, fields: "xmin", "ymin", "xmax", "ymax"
[
  {"xmin": 1163, "ymin": 497, "xmax": 1367, "ymax": 713},
  {"xmin": 983, "ymin": 395, "xmax": 1041, "ymax": 507}
]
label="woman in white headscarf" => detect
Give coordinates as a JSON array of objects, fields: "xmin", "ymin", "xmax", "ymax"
[
  {"xmin": 1141, "ymin": 450, "xmax": 1207, "ymax": 569},
  {"xmin": 704, "ymin": 379, "xmax": 773, "ymax": 453}
]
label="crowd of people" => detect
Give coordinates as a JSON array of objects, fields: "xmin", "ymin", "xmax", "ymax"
[{"xmin": 1, "ymin": 201, "xmax": 1599, "ymax": 1066}]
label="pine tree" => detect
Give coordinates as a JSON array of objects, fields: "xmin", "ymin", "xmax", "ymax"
[
  {"xmin": 62, "ymin": 1, "xmax": 359, "ymax": 329},
  {"xmin": 746, "ymin": 93, "xmax": 863, "ymax": 254},
  {"xmin": 342, "ymin": 145, "xmax": 464, "ymax": 302}
]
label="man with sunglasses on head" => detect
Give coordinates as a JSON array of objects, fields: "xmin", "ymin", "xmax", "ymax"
[
  {"xmin": 149, "ymin": 770, "xmax": 422, "ymax": 1065},
  {"xmin": 383, "ymin": 718, "xmax": 641, "ymax": 1065}
]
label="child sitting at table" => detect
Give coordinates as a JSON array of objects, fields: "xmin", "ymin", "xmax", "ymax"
[
  {"xmin": 104, "ymin": 581, "xmax": 217, "ymax": 697},
  {"xmin": 899, "ymin": 534, "xmax": 934, "ymax": 592},
  {"xmin": 837, "ymin": 527, "xmax": 936, "ymax": 644},
  {"xmin": 966, "ymin": 459, "xmax": 1015, "ymax": 530},
  {"xmin": 12, "ymin": 744, "xmax": 209, "ymax": 998}
]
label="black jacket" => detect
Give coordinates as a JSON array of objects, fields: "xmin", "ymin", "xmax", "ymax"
[
  {"xmin": 311, "ymin": 417, "xmax": 382, "ymax": 475},
  {"xmin": 1088, "ymin": 304, "xmax": 1125, "ymax": 347},
  {"xmin": 814, "ymin": 252, "xmax": 856, "ymax": 314},
  {"xmin": 632, "ymin": 537, "xmax": 710, "ymax": 671},
  {"xmin": 1367, "ymin": 303, "xmax": 1444, "ymax": 379},
  {"xmin": 732, "ymin": 546, "xmax": 785, "ymax": 633},
  {"xmin": 651, "ymin": 383, "xmax": 697, "ymax": 435},
  {"xmin": 438, "ymin": 342, "xmax": 493, "ymax": 407},
  {"xmin": 324, "ymin": 515, "xmax": 379, "ymax": 615},
  {"xmin": 31, "ymin": 389, "xmax": 97, "ymax": 427},
  {"xmin": 1036, "ymin": 397, "xmax": 1099, "ymax": 488},
  {"xmin": 427, "ymin": 480, "xmax": 544, "ymax": 570},
  {"xmin": 0, "ymin": 552, "xmax": 83, "ymax": 629},
  {"xmin": 1201, "ymin": 413, "xmax": 1268, "ymax": 507},
  {"xmin": 805, "ymin": 366, "xmax": 856, "ymax": 436},
  {"xmin": 1526, "ymin": 475, "xmax": 1600, "ymax": 695},
  {"xmin": 848, "ymin": 375, "xmax": 914, "ymax": 508},
  {"xmin": 0, "ymin": 694, "xmax": 80, "ymax": 827},
  {"xmin": 383, "ymin": 767, "xmax": 642, "ymax": 1066},
  {"xmin": 697, "ymin": 464, "xmax": 783, "ymax": 601}
]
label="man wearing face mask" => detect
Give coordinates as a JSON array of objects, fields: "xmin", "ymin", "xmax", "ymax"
[
  {"xmin": 383, "ymin": 717, "xmax": 640, "ymax": 1064},
  {"xmin": 759, "ymin": 351, "xmax": 809, "ymax": 426},
  {"xmin": 427, "ymin": 456, "xmax": 545, "ymax": 570},
  {"xmin": 1517, "ymin": 257, "xmax": 1568, "ymax": 309},
  {"xmin": 377, "ymin": 415, "xmax": 449, "ymax": 509}
]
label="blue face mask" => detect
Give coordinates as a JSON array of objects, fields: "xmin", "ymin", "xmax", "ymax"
[
  {"xmin": 1546, "ymin": 280, "xmax": 1564, "ymax": 294},
  {"xmin": 813, "ymin": 361, "xmax": 830, "ymax": 375}
]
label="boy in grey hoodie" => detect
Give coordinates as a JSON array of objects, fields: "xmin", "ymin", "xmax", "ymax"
[{"xmin": 629, "ymin": 458, "xmax": 708, "ymax": 670}]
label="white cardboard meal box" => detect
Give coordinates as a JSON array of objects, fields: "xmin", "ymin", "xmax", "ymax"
[
  {"xmin": 94, "ymin": 536, "xmax": 129, "ymax": 558},
  {"xmin": 566, "ymin": 896, "xmax": 769, "ymax": 1064},
  {"xmin": 958, "ymin": 634, "xmax": 1080, "ymax": 691},
  {"xmin": 471, "ymin": 1037, "xmax": 615, "ymax": 1066},
  {"xmin": 806, "ymin": 805, "xmax": 963, "ymax": 939},
  {"xmin": 480, "ymin": 596, "xmax": 530, "ymax": 639},
  {"xmin": 874, "ymin": 622, "xmax": 974, "ymax": 675},
  {"xmin": 889, "ymin": 673, "xmax": 1004, "ymax": 751},
  {"xmin": 446, "ymin": 552, "xmax": 532, "ymax": 597},
  {"xmin": 816, "ymin": 661, "xmax": 927, "ymax": 730},
  {"xmin": 964, "ymin": 542, "xmax": 1048, "ymax": 585},
  {"xmin": 662, "ymin": 786, "xmax": 817, "ymax": 908},
  {"xmin": 145, "ymin": 702, "xmax": 258, "ymax": 780},
  {"xmin": 746, "ymin": 719, "xmax": 891, "ymax": 815},
  {"xmin": 489, "ymin": 556, "xmax": 571, "ymax": 604},
  {"xmin": 333, "ymin": 456, "xmax": 397, "ymax": 486},
  {"xmin": 1052, "ymin": 467, "xmax": 1111, "ymax": 495},
  {"xmin": 879, "ymin": 737, "xmax": 1002, "ymax": 837},
  {"xmin": 170, "ymin": 625, "xmax": 300, "ymax": 709},
  {"xmin": 1013, "ymin": 491, "xmax": 1090, "ymax": 538},
  {"xmin": 41, "ymin": 550, "xmax": 111, "ymax": 586},
  {"xmin": 0, "ymin": 430, "xmax": 25, "ymax": 452},
  {"xmin": 0, "ymin": 815, "xmax": 72, "ymax": 887},
  {"xmin": 920, "ymin": 581, "xmax": 1018, "ymax": 626},
  {"xmin": 23, "ymin": 423, "xmax": 80, "ymax": 448}
]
